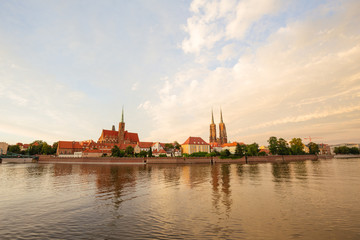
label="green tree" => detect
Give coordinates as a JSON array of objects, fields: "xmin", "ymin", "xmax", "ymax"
[
  {"xmin": 173, "ymin": 141, "xmax": 181, "ymax": 150},
  {"xmin": 235, "ymin": 143, "xmax": 245, "ymax": 157},
  {"xmin": 41, "ymin": 142, "xmax": 52, "ymax": 155},
  {"xmin": 190, "ymin": 152, "xmax": 208, "ymax": 157},
  {"xmin": 349, "ymin": 147, "xmax": 360, "ymax": 154},
  {"xmin": 148, "ymin": 147, "xmax": 153, "ymax": 157},
  {"xmin": 268, "ymin": 136, "xmax": 278, "ymax": 155},
  {"xmin": 51, "ymin": 142, "xmax": 58, "ymax": 155},
  {"xmin": 159, "ymin": 153, "xmax": 167, "ymax": 157},
  {"xmin": 308, "ymin": 142, "xmax": 320, "ymax": 155},
  {"xmin": 125, "ymin": 146, "xmax": 134, "ymax": 156},
  {"xmin": 164, "ymin": 143, "xmax": 174, "ymax": 150},
  {"xmin": 8, "ymin": 145, "xmax": 21, "ymax": 154},
  {"xmin": 139, "ymin": 150, "xmax": 147, "ymax": 157},
  {"xmin": 220, "ymin": 149, "xmax": 231, "ymax": 158},
  {"xmin": 206, "ymin": 152, "xmax": 218, "ymax": 157},
  {"xmin": 277, "ymin": 138, "xmax": 290, "ymax": 155},
  {"xmin": 111, "ymin": 145, "xmax": 121, "ymax": 157},
  {"xmin": 289, "ymin": 138, "xmax": 304, "ymax": 155},
  {"xmin": 246, "ymin": 143, "xmax": 260, "ymax": 156}
]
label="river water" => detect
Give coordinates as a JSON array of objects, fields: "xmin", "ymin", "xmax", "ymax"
[{"xmin": 0, "ymin": 158, "xmax": 359, "ymax": 239}]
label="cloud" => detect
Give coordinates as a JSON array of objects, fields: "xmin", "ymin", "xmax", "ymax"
[
  {"xmin": 131, "ymin": 82, "xmax": 139, "ymax": 91},
  {"xmin": 181, "ymin": 0, "xmax": 284, "ymax": 54},
  {"xmin": 143, "ymin": 0, "xmax": 360, "ymax": 144}
]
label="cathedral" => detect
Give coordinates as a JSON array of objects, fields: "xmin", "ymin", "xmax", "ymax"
[
  {"xmin": 209, "ymin": 109, "xmax": 227, "ymax": 146},
  {"xmin": 98, "ymin": 108, "xmax": 139, "ymax": 144}
]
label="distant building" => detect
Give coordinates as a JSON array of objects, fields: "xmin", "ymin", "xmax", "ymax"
[
  {"xmin": 82, "ymin": 149, "xmax": 110, "ymax": 157},
  {"xmin": 57, "ymin": 141, "xmax": 83, "ymax": 156},
  {"xmin": 222, "ymin": 142, "xmax": 245, "ymax": 154},
  {"xmin": 0, "ymin": 142, "xmax": 8, "ymax": 155},
  {"xmin": 151, "ymin": 142, "xmax": 166, "ymax": 152},
  {"xmin": 181, "ymin": 137, "xmax": 210, "ymax": 154},
  {"xmin": 209, "ymin": 109, "xmax": 227, "ymax": 146},
  {"xmin": 134, "ymin": 142, "xmax": 153, "ymax": 154},
  {"xmin": 259, "ymin": 145, "xmax": 270, "ymax": 155},
  {"xmin": 98, "ymin": 108, "xmax": 139, "ymax": 144},
  {"xmin": 318, "ymin": 143, "xmax": 331, "ymax": 155},
  {"xmin": 152, "ymin": 149, "xmax": 170, "ymax": 157}
]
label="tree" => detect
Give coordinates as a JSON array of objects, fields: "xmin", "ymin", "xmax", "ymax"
[
  {"xmin": 349, "ymin": 147, "xmax": 360, "ymax": 154},
  {"xmin": 139, "ymin": 151, "xmax": 147, "ymax": 157},
  {"xmin": 51, "ymin": 142, "xmax": 58, "ymax": 155},
  {"xmin": 206, "ymin": 152, "xmax": 217, "ymax": 157},
  {"xmin": 220, "ymin": 149, "xmax": 231, "ymax": 158},
  {"xmin": 8, "ymin": 145, "xmax": 21, "ymax": 154},
  {"xmin": 173, "ymin": 141, "xmax": 181, "ymax": 150},
  {"xmin": 125, "ymin": 146, "xmax": 134, "ymax": 156},
  {"xmin": 246, "ymin": 143, "xmax": 260, "ymax": 156},
  {"xmin": 308, "ymin": 142, "xmax": 320, "ymax": 155},
  {"xmin": 164, "ymin": 143, "xmax": 174, "ymax": 150},
  {"xmin": 289, "ymin": 138, "xmax": 304, "ymax": 155},
  {"xmin": 41, "ymin": 142, "xmax": 52, "ymax": 155},
  {"xmin": 148, "ymin": 147, "xmax": 152, "ymax": 157},
  {"xmin": 159, "ymin": 153, "xmax": 167, "ymax": 157},
  {"xmin": 268, "ymin": 136, "xmax": 278, "ymax": 155},
  {"xmin": 111, "ymin": 145, "xmax": 121, "ymax": 157},
  {"xmin": 190, "ymin": 152, "xmax": 208, "ymax": 157},
  {"xmin": 277, "ymin": 138, "xmax": 290, "ymax": 155},
  {"xmin": 235, "ymin": 143, "xmax": 245, "ymax": 157}
]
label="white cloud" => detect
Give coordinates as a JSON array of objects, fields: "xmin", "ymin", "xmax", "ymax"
[
  {"xmin": 143, "ymin": 0, "xmax": 360, "ymax": 144},
  {"xmin": 181, "ymin": 0, "xmax": 284, "ymax": 54},
  {"xmin": 131, "ymin": 82, "xmax": 139, "ymax": 91}
]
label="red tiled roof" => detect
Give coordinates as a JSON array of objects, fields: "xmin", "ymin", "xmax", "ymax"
[
  {"xmin": 83, "ymin": 149, "xmax": 111, "ymax": 153},
  {"xmin": 138, "ymin": 142, "xmax": 153, "ymax": 148},
  {"xmin": 182, "ymin": 137, "xmax": 209, "ymax": 145},
  {"xmin": 153, "ymin": 149, "xmax": 167, "ymax": 154},
  {"xmin": 118, "ymin": 143, "xmax": 137, "ymax": 150},
  {"xmin": 23, "ymin": 144, "xmax": 30, "ymax": 148},
  {"xmin": 124, "ymin": 131, "xmax": 139, "ymax": 143},
  {"xmin": 58, "ymin": 141, "xmax": 83, "ymax": 149},
  {"xmin": 16, "ymin": 143, "xmax": 23, "ymax": 146},
  {"xmin": 222, "ymin": 142, "xmax": 245, "ymax": 147},
  {"xmin": 102, "ymin": 130, "xmax": 118, "ymax": 137}
]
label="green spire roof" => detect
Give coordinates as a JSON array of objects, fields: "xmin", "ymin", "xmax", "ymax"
[
  {"xmin": 220, "ymin": 108, "xmax": 223, "ymax": 123},
  {"xmin": 121, "ymin": 106, "xmax": 124, "ymax": 123},
  {"xmin": 211, "ymin": 108, "xmax": 214, "ymax": 124}
]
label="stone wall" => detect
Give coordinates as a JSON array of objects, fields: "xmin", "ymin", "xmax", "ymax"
[{"xmin": 38, "ymin": 154, "xmax": 334, "ymax": 164}]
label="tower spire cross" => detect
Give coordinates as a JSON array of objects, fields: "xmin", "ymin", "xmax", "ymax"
[
  {"xmin": 211, "ymin": 108, "xmax": 214, "ymax": 124},
  {"xmin": 220, "ymin": 107, "xmax": 223, "ymax": 123},
  {"xmin": 121, "ymin": 106, "xmax": 124, "ymax": 123}
]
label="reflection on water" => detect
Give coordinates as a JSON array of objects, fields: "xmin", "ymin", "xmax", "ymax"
[
  {"xmin": 272, "ymin": 162, "xmax": 291, "ymax": 182},
  {"xmin": 1, "ymin": 159, "xmax": 360, "ymax": 239}
]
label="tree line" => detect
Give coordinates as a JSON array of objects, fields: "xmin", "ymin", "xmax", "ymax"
[
  {"xmin": 6, "ymin": 141, "xmax": 58, "ymax": 155},
  {"xmin": 268, "ymin": 136, "xmax": 319, "ymax": 155},
  {"xmin": 334, "ymin": 146, "xmax": 359, "ymax": 154}
]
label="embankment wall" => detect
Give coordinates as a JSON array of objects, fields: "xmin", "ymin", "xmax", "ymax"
[{"xmin": 38, "ymin": 154, "xmax": 333, "ymax": 165}]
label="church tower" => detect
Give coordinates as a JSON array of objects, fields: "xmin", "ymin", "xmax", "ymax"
[
  {"xmin": 209, "ymin": 109, "xmax": 217, "ymax": 144},
  {"xmin": 218, "ymin": 108, "xmax": 227, "ymax": 145},
  {"xmin": 118, "ymin": 107, "xmax": 125, "ymax": 143}
]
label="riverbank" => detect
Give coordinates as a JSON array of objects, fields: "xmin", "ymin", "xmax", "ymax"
[
  {"xmin": 38, "ymin": 154, "xmax": 333, "ymax": 165},
  {"xmin": 334, "ymin": 154, "xmax": 360, "ymax": 159}
]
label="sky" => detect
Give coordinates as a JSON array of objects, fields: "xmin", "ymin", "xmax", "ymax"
[{"xmin": 1, "ymin": 0, "xmax": 359, "ymax": 146}]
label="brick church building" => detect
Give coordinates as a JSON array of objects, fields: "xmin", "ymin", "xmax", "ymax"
[
  {"xmin": 209, "ymin": 109, "xmax": 228, "ymax": 146},
  {"xmin": 98, "ymin": 108, "xmax": 139, "ymax": 144}
]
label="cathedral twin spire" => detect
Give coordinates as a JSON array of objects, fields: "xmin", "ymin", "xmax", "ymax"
[{"xmin": 210, "ymin": 108, "xmax": 227, "ymax": 145}]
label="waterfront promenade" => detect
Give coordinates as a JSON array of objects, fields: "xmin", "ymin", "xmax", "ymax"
[{"xmin": 38, "ymin": 154, "xmax": 334, "ymax": 164}]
